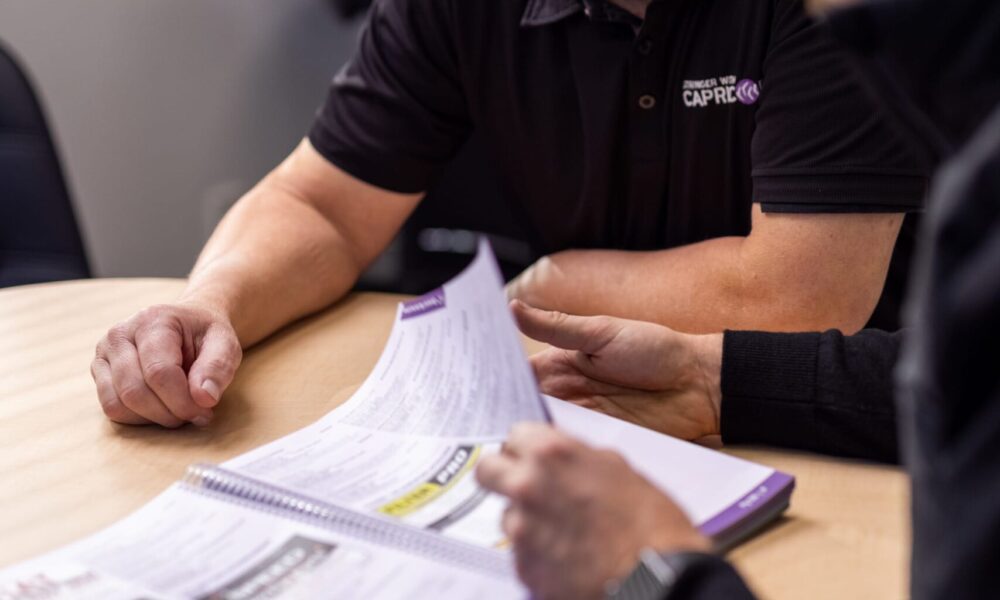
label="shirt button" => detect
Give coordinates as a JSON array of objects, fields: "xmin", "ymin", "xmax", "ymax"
[
  {"xmin": 638, "ymin": 94, "xmax": 657, "ymax": 109},
  {"xmin": 637, "ymin": 38, "xmax": 653, "ymax": 55}
]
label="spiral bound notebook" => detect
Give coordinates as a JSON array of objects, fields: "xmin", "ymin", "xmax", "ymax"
[{"xmin": 0, "ymin": 239, "xmax": 793, "ymax": 599}]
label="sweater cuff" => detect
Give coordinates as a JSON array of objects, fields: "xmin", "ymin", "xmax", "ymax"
[
  {"xmin": 662, "ymin": 553, "xmax": 757, "ymax": 599},
  {"xmin": 720, "ymin": 331, "xmax": 821, "ymax": 446}
]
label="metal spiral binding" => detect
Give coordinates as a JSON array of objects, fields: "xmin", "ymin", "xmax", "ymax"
[{"xmin": 182, "ymin": 463, "xmax": 512, "ymax": 579}]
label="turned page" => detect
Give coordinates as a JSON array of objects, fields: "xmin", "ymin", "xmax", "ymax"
[{"xmin": 223, "ymin": 240, "xmax": 544, "ymax": 549}]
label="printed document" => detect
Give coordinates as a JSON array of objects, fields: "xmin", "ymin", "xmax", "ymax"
[{"xmin": 0, "ymin": 239, "xmax": 794, "ymax": 599}]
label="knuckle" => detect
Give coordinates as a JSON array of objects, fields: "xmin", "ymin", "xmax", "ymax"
[
  {"xmin": 592, "ymin": 315, "xmax": 615, "ymax": 331},
  {"xmin": 117, "ymin": 383, "xmax": 147, "ymax": 408},
  {"xmin": 137, "ymin": 305, "xmax": 164, "ymax": 320},
  {"xmin": 107, "ymin": 323, "xmax": 131, "ymax": 344},
  {"xmin": 100, "ymin": 400, "xmax": 129, "ymax": 422},
  {"xmin": 474, "ymin": 459, "xmax": 496, "ymax": 486},
  {"xmin": 598, "ymin": 448, "xmax": 627, "ymax": 467},
  {"xmin": 536, "ymin": 434, "xmax": 573, "ymax": 461},
  {"xmin": 507, "ymin": 518, "xmax": 528, "ymax": 544},
  {"xmin": 143, "ymin": 361, "xmax": 176, "ymax": 388},
  {"xmin": 204, "ymin": 357, "xmax": 234, "ymax": 376},
  {"xmin": 590, "ymin": 316, "xmax": 619, "ymax": 340},
  {"xmin": 143, "ymin": 318, "xmax": 182, "ymax": 342},
  {"xmin": 219, "ymin": 338, "xmax": 243, "ymax": 366},
  {"xmin": 216, "ymin": 323, "xmax": 241, "ymax": 347},
  {"xmin": 230, "ymin": 339, "xmax": 244, "ymax": 362},
  {"xmin": 508, "ymin": 477, "xmax": 537, "ymax": 503},
  {"xmin": 136, "ymin": 305, "xmax": 178, "ymax": 329}
]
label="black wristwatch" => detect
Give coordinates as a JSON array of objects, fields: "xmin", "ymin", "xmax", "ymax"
[{"xmin": 605, "ymin": 549, "xmax": 719, "ymax": 600}]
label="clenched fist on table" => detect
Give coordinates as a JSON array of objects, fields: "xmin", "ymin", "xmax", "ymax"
[{"xmin": 91, "ymin": 302, "xmax": 242, "ymax": 427}]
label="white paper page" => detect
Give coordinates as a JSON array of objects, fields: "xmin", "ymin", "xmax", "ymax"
[
  {"xmin": 0, "ymin": 486, "xmax": 522, "ymax": 600},
  {"xmin": 219, "ymin": 238, "xmax": 783, "ymax": 553},
  {"xmin": 545, "ymin": 395, "xmax": 774, "ymax": 526},
  {"xmin": 220, "ymin": 240, "xmax": 540, "ymax": 549},
  {"xmin": 224, "ymin": 420, "xmax": 508, "ymax": 548},
  {"xmin": 322, "ymin": 238, "xmax": 545, "ymax": 437}
]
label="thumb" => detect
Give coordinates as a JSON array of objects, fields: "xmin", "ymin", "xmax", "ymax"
[
  {"xmin": 511, "ymin": 300, "xmax": 620, "ymax": 354},
  {"xmin": 188, "ymin": 325, "xmax": 242, "ymax": 408}
]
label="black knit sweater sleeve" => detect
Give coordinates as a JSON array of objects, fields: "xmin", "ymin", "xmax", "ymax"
[{"xmin": 719, "ymin": 329, "xmax": 903, "ymax": 464}]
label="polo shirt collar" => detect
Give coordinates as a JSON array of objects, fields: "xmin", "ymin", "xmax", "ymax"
[
  {"xmin": 520, "ymin": 0, "xmax": 581, "ymax": 27},
  {"xmin": 521, "ymin": 0, "xmax": 644, "ymax": 29}
]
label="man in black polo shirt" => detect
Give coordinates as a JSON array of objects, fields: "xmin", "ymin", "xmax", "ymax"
[
  {"xmin": 476, "ymin": 1, "xmax": 1000, "ymax": 598},
  {"xmin": 90, "ymin": 0, "xmax": 925, "ymax": 427}
]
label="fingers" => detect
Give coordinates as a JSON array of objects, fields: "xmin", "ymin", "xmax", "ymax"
[
  {"xmin": 505, "ymin": 422, "xmax": 580, "ymax": 460},
  {"xmin": 135, "ymin": 323, "xmax": 214, "ymax": 425},
  {"xmin": 91, "ymin": 304, "xmax": 237, "ymax": 428},
  {"xmin": 187, "ymin": 324, "xmax": 242, "ymax": 409},
  {"xmin": 530, "ymin": 349, "xmax": 626, "ymax": 399},
  {"xmin": 106, "ymin": 339, "xmax": 185, "ymax": 428},
  {"xmin": 501, "ymin": 505, "xmax": 541, "ymax": 588},
  {"xmin": 91, "ymin": 356, "xmax": 150, "ymax": 425},
  {"xmin": 529, "ymin": 349, "xmax": 579, "ymax": 389},
  {"xmin": 478, "ymin": 423, "xmax": 585, "ymax": 502},
  {"xmin": 501, "ymin": 504, "xmax": 527, "ymax": 543},
  {"xmin": 511, "ymin": 300, "xmax": 620, "ymax": 354},
  {"xmin": 476, "ymin": 452, "xmax": 522, "ymax": 497}
]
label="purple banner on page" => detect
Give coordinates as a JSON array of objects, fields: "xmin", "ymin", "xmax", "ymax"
[
  {"xmin": 698, "ymin": 471, "xmax": 794, "ymax": 537},
  {"xmin": 401, "ymin": 288, "xmax": 446, "ymax": 320}
]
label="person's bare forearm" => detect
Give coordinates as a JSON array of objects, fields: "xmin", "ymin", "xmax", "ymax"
[
  {"xmin": 179, "ymin": 179, "xmax": 365, "ymax": 347},
  {"xmin": 508, "ymin": 235, "xmax": 882, "ymax": 334},
  {"xmin": 509, "ymin": 238, "xmax": 740, "ymax": 333},
  {"xmin": 510, "ymin": 208, "xmax": 903, "ymax": 334},
  {"xmin": 92, "ymin": 140, "xmax": 419, "ymax": 426},
  {"xmin": 174, "ymin": 139, "xmax": 421, "ymax": 348}
]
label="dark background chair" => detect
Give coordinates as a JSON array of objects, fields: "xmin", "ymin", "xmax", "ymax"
[{"xmin": 0, "ymin": 41, "xmax": 90, "ymax": 288}]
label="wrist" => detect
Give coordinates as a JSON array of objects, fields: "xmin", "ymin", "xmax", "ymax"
[
  {"xmin": 689, "ymin": 333, "xmax": 723, "ymax": 434},
  {"xmin": 177, "ymin": 285, "xmax": 239, "ymax": 329}
]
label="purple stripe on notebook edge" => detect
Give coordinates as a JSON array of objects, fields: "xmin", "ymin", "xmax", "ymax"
[
  {"xmin": 698, "ymin": 471, "xmax": 795, "ymax": 537},
  {"xmin": 401, "ymin": 288, "xmax": 446, "ymax": 320}
]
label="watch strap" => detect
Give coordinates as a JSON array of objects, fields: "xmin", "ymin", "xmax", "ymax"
[{"xmin": 606, "ymin": 549, "xmax": 720, "ymax": 600}]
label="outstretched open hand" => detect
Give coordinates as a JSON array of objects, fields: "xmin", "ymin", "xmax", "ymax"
[{"xmin": 512, "ymin": 300, "xmax": 723, "ymax": 442}]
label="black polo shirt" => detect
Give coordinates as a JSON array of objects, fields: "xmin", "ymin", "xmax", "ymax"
[{"xmin": 308, "ymin": 0, "xmax": 929, "ymax": 330}]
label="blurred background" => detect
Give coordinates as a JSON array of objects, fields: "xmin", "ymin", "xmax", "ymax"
[{"xmin": 0, "ymin": 0, "xmax": 531, "ymax": 293}]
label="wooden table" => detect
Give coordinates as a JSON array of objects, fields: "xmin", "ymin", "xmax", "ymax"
[{"xmin": 0, "ymin": 279, "xmax": 910, "ymax": 599}]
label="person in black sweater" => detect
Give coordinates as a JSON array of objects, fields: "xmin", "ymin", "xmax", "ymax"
[
  {"xmin": 476, "ymin": 0, "xmax": 1000, "ymax": 598},
  {"xmin": 512, "ymin": 302, "xmax": 904, "ymax": 464}
]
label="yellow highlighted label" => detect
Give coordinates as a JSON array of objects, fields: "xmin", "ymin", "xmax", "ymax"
[
  {"xmin": 378, "ymin": 445, "xmax": 482, "ymax": 518},
  {"xmin": 380, "ymin": 483, "xmax": 443, "ymax": 517}
]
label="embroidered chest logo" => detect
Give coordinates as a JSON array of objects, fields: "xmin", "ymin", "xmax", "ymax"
[{"xmin": 682, "ymin": 76, "xmax": 760, "ymax": 107}]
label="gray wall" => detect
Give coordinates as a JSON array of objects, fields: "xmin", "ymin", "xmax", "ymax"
[{"xmin": 0, "ymin": 1, "xmax": 361, "ymax": 276}]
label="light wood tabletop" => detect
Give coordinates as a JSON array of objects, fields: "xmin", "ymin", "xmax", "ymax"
[{"xmin": 0, "ymin": 279, "xmax": 910, "ymax": 599}]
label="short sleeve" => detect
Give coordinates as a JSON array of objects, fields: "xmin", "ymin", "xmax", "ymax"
[
  {"xmin": 750, "ymin": 0, "xmax": 930, "ymax": 213},
  {"xmin": 308, "ymin": 0, "xmax": 472, "ymax": 194}
]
